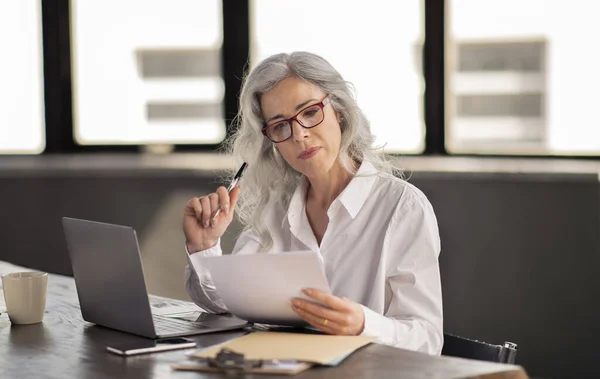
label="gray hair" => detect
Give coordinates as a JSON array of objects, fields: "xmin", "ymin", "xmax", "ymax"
[{"xmin": 224, "ymin": 51, "xmax": 399, "ymax": 251}]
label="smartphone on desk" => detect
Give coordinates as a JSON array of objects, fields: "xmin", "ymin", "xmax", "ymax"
[{"xmin": 106, "ymin": 337, "xmax": 196, "ymax": 356}]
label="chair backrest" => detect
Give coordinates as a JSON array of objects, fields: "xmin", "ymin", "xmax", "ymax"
[{"xmin": 442, "ymin": 333, "xmax": 518, "ymax": 364}]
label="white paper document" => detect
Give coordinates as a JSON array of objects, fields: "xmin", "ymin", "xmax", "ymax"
[{"xmin": 199, "ymin": 251, "xmax": 331, "ymax": 326}]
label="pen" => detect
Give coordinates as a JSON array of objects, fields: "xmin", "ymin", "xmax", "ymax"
[{"xmin": 211, "ymin": 162, "xmax": 248, "ymax": 221}]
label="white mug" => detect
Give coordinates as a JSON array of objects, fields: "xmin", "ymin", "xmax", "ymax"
[{"xmin": 2, "ymin": 271, "xmax": 48, "ymax": 324}]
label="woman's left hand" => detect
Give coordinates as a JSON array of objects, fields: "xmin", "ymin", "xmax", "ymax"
[{"xmin": 291, "ymin": 289, "xmax": 365, "ymax": 335}]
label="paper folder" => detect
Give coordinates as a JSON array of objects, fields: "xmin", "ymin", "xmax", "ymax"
[
  {"xmin": 191, "ymin": 331, "xmax": 374, "ymax": 365},
  {"xmin": 172, "ymin": 359, "xmax": 313, "ymax": 376}
]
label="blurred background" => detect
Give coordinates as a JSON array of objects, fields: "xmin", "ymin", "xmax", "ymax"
[{"xmin": 1, "ymin": 1, "xmax": 599, "ymax": 378}]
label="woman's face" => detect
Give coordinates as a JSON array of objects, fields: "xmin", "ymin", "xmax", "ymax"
[{"xmin": 260, "ymin": 76, "xmax": 342, "ymax": 179}]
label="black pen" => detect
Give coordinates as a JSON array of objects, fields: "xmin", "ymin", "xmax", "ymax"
[{"xmin": 211, "ymin": 162, "xmax": 248, "ymax": 221}]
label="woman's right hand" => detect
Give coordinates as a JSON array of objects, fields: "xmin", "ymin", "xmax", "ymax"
[{"xmin": 183, "ymin": 186, "xmax": 241, "ymax": 254}]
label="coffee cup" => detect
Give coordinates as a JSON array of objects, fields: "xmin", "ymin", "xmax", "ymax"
[{"xmin": 2, "ymin": 271, "xmax": 48, "ymax": 324}]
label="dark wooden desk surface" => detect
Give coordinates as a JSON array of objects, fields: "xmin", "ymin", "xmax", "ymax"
[{"xmin": 0, "ymin": 262, "xmax": 528, "ymax": 379}]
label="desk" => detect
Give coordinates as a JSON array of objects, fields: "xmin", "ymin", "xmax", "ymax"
[{"xmin": 0, "ymin": 261, "xmax": 528, "ymax": 379}]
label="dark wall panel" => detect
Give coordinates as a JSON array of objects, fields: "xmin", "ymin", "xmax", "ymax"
[{"xmin": 412, "ymin": 172, "xmax": 600, "ymax": 379}]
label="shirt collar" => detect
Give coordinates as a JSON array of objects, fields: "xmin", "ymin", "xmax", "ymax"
[
  {"xmin": 283, "ymin": 177, "xmax": 308, "ymax": 228},
  {"xmin": 336, "ymin": 161, "xmax": 378, "ymax": 219},
  {"xmin": 283, "ymin": 161, "xmax": 379, "ymax": 228}
]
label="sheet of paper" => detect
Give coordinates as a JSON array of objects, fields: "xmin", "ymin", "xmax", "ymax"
[
  {"xmin": 193, "ymin": 331, "xmax": 375, "ymax": 366},
  {"xmin": 200, "ymin": 251, "xmax": 330, "ymax": 326}
]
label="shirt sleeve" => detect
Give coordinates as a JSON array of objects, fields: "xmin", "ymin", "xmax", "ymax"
[
  {"xmin": 359, "ymin": 195, "xmax": 444, "ymax": 355},
  {"xmin": 184, "ymin": 231, "xmax": 264, "ymax": 314}
]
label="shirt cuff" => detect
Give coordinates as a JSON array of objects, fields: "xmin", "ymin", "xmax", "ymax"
[
  {"xmin": 186, "ymin": 239, "xmax": 222, "ymax": 277},
  {"xmin": 359, "ymin": 304, "xmax": 386, "ymax": 339}
]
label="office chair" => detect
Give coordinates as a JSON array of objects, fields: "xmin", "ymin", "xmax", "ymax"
[{"xmin": 442, "ymin": 333, "xmax": 518, "ymax": 364}]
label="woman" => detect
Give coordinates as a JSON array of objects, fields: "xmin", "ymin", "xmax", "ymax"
[{"xmin": 183, "ymin": 52, "xmax": 443, "ymax": 355}]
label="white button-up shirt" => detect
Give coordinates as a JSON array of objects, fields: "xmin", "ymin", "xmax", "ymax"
[{"xmin": 185, "ymin": 162, "xmax": 443, "ymax": 355}]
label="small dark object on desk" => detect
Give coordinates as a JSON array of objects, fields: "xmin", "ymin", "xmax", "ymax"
[{"xmin": 206, "ymin": 348, "xmax": 263, "ymax": 371}]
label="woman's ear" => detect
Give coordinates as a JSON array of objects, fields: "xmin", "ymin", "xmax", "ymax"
[{"xmin": 336, "ymin": 111, "xmax": 346, "ymax": 128}]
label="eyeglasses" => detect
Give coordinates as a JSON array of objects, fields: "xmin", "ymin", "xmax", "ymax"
[{"xmin": 262, "ymin": 95, "xmax": 331, "ymax": 143}]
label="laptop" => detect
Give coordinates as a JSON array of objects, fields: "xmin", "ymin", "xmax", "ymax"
[{"xmin": 61, "ymin": 217, "xmax": 250, "ymax": 339}]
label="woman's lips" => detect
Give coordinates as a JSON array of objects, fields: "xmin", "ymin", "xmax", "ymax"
[{"xmin": 298, "ymin": 147, "xmax": 321, "ymax": 159}]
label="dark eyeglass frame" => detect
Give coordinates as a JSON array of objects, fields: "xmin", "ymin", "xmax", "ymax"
[{"xmin": 261, "ymin": 95, "xmax": 331, "ymax": 143}]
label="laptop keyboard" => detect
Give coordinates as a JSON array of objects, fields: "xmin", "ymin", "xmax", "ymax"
[{"xmin": 152, "ymin": 314, "xmax": 207, "ymax": 334}]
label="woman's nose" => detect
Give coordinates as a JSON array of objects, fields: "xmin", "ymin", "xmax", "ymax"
[{"xmin": 292, "ymin": 120, "xmax": 309, "ymax": 142}]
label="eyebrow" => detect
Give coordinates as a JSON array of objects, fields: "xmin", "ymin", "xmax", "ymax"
[{"xmin": 266, "ymin": 98, "xmax": 318, "ymax": 123}]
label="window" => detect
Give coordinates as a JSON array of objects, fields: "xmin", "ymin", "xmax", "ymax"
[
  {"xmin": 251, "ymin": 0, "xmax": 424, "ymax": 153},
  {"xmin": 448, "ymin": 0, "xmax": 600, "ymax": 155},
  {"xmin": 70, "ymin": 0, "xmax": 225, "ymax": 146},
  {"xmin": 450, "ymin": 41, "xmax": 546, "ymax": 152},
  {"xmin": 0, "ymin": 0, "xmax": 45, "ymax": 154}
]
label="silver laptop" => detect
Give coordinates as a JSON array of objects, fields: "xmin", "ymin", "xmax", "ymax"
[{"xmin": 62, "ymin": 217, "xmax": 249, "ymax": 339}]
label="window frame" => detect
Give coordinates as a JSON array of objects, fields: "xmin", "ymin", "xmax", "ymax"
[{"xmin": 34, "ymin": 0, "xmax": 600, "ymax": 159}]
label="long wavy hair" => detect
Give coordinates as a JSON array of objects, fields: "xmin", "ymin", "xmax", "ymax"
[{"xmin": 224, "ymin": 51, "xmax": 399, "ymax": 251}]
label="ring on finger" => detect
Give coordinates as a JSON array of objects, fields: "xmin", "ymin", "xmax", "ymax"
[{"xmin": 322, "ymin": 318, "xmax": 328, "ymax": 327}]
